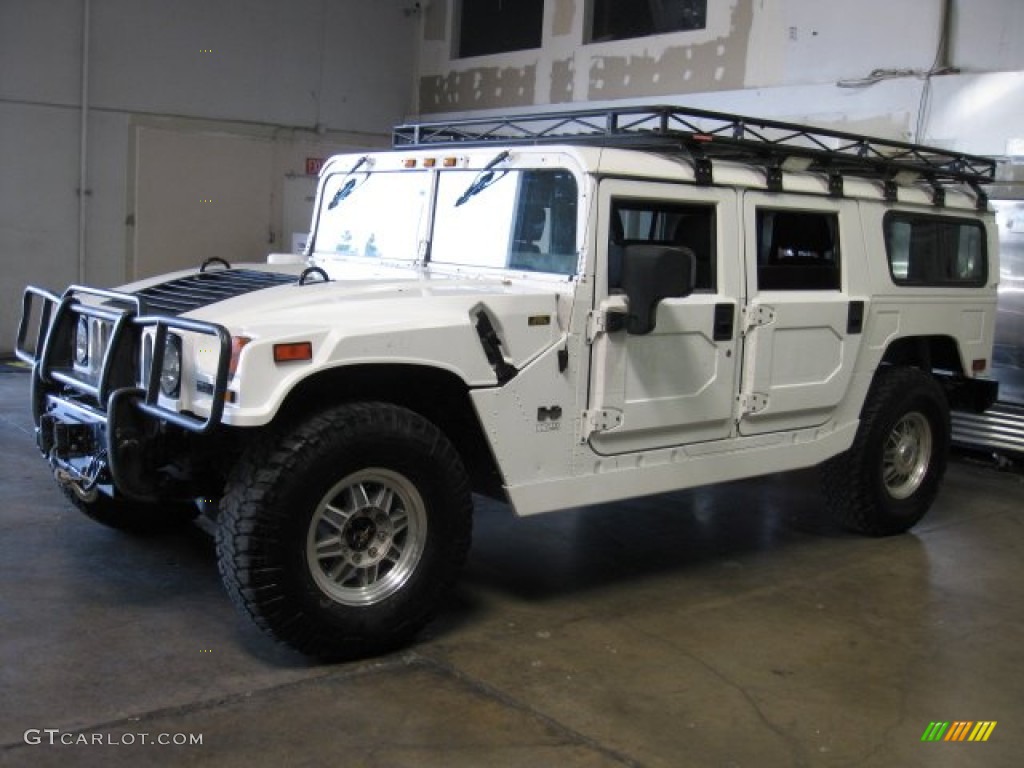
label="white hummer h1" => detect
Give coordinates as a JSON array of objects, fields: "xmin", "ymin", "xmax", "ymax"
[{"xmin": 17, "ymin": 106, "xmax": 1000, "ymax": 660}]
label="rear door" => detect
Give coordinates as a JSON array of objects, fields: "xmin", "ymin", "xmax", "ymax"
[{"xmin": 737, "ymin": 192, "xmax": 866, "ymax": 435}]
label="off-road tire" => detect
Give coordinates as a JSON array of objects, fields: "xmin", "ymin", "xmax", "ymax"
[
  {"xmin": 216, "ymin": 402, "xmax": 473, "ymax": 662},
  {"xmin": 822, "ymin": 366, "xmax": 950, "ymax": 536},
  {"xmin": 60, "ymin": 485, "xmax": 197, "ymax": 534}
]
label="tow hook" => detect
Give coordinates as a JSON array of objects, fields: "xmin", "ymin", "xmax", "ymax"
[{"xmin": 54, "ymin": 467, "xmax": 99, "ymax": 504}]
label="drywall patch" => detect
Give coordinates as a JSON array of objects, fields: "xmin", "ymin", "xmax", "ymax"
[
  {"xmin": 552, "ymin": 0, "xmax": 576, "ymax": 37},
  {"xmin": 550, "ymin": 58, "xmax": 576, "ymax": 103},
  {"xmin": 419, "ymin": 66, "xmax": 537, "ymax": 113},
  {"xmin": 423, "ymin": 0, "xmax": 447, "ymax": 42},
  {"xmin": 588, "ymin": 0, "xmax": 753, "ymax": 99},
  {"xmin": 590, "ymin": 44, "xmax": 744, "ymax": 98}
]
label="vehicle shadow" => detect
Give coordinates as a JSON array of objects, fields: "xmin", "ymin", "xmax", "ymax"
[{"xmin": 451, "ymin": 467, "xmax": 858, "ymax": 606}]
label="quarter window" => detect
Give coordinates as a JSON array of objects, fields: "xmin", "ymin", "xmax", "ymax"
[
  {"xmin": 883, "ymin": 213, "xmax": 986, "ymax": 286},
  {"xmin": 755, "ymin": 210, "xmax": 841, "ymax": 291}
]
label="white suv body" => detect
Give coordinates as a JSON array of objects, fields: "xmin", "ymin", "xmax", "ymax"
[{"xmin": 17, "ymin": 107, "xmax": 999, "ymax": 659}]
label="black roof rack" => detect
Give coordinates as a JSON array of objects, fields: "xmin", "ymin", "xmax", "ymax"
[{"xmin": 393, "ymin": 105, "xmax": 994, "ymax": 205}]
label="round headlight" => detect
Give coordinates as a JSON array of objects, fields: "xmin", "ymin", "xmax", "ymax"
[
  {"xmin": 160, "ymin": 336, "xmax": 182, "ymax": 397},
  {"xmin": 74, "ymin": 317, "xmax": 89, "ymax": 365}
]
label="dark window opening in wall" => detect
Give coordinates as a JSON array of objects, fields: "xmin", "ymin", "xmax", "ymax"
[
  {"xmin": 588, "ymin": 0, "xmax": 707, "ymax": 43},
  {"xmin": 457, "ymin": 0, "xmax": 544, "ymax": 58}
]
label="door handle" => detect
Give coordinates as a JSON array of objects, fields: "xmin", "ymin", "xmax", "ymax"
[
  {"xmin": 847, "ymin": 300, "xmax": 865, "ymax": 334},
  {"xmin": 713, "ymin": 303, "xmax": 735, "ymax": 341}
]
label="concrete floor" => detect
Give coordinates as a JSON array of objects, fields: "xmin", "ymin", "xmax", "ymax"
[{"xmin": 1, "ymin": 366, "xmax": 1022, "ymax": 768}]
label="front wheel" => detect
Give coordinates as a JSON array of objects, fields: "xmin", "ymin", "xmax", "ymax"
[
  {"xmin": 822, "ymin": 367, "xmax": 950, "ymax": 536},
  {"xmin": 216, "ymin": 403, "xmax": 473, "ymax": 661}
]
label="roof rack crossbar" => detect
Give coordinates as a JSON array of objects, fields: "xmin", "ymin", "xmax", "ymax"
[{"xmin": 393, "ymin": 105, "xmax": 995, "ymax": 188}]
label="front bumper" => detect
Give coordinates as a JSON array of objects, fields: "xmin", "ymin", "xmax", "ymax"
[{"xmin": 16, "ymin": 284, "xmax": 232, "ymax": 500}]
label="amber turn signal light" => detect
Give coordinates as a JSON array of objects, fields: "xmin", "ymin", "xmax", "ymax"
[{"xmin": 273, "ymin": 342, "xmax": 313, "ymax": 363}]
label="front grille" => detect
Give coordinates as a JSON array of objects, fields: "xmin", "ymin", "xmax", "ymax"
[
  {"xmin": 134, "ymin": 269, "xmax": 296, "ymax": 315},
  {"xmin": 74, "ymin": 317, "xmax": 113, "ymax": 384}
]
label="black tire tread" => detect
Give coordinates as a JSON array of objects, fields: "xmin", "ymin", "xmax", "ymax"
[
  {"xmin": 822, "ymin": 366, "xmax": 949, "ymax": 536},
  {"xmin": 216, "ymin": 401, "xmax": 472, "ymax": 661}
]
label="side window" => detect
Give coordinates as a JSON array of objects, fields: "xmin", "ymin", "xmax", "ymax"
[
  {"xmin": 883, "ymin": 213, "xmax": 987, "ymax": 286},
  {"xmin": 508, "ymin": 170, "xmax": 579, "ymax": 274},
  {"xmin": 756, "ymin": 210, "xmax": 841, "ymax": 291},
  {"xmin": 609, "ymin": 200, "xmax": 716, "ymax": 291}
]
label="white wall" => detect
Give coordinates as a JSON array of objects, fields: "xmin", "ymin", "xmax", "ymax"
[
  {"xmin": 413, "ymin": 0, "xmax": 1024, "ymax": 156},
  {"xmin": 0, "ymin": 0, "xmax": 418, "ymax": 353}
]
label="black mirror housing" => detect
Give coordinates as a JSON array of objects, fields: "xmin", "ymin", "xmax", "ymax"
[{"xmin": 619, "ymin": 245, "xmax": 696, "ymax": 334}]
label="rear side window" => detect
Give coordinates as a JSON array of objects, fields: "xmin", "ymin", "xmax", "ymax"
[
  {"xmin": 883, "ymin": 213, "xmax": 987, "ymax": 286},
  {"xmin": 755, "ymin": 210, "xmax": 840, "ymax": 291}
]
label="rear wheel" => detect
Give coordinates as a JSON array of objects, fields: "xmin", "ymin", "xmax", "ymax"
[
  {"xmin": 822, "ymin": 367, "xmax": 950, "ymax": 536},
  {"xmin": 216, "ymin": 402, "xmax": 472, "ymax": 661}
]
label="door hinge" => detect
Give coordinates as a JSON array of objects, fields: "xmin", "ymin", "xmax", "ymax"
[
  {"xmin": 738, "ymin": 392, "xmax": 769, "ymax": 416},
  {"xmin": 743, "ymin": 304, "xmax": 776, "ymax": 333},
  {"xmin": 587, "ymin": 295, "xmax": 629, "ymax": 344},
  {"xmin": 582, "ymin": 407, "xmax": 623, "ymax": 438},
  {"xmin": 586, "ymin": 310, "xmax": 607, "ymax": 344}
]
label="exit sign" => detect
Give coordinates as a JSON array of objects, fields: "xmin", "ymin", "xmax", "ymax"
[{"xmin": 305, "ymin": 157, "xmax": 326, "ymax": 176}]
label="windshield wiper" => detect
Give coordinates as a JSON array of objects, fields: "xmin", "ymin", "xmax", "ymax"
[
  {"xmin": 327, "ymin": 156, "xmax": 368, "ymax": 210},
  {"xmin": 455, "ymin": 151, "xmax": 511, "ymax": 207}
]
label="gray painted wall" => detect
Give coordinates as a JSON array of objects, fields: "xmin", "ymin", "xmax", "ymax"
[
  {"xmin": 0, "ymin": 0, "xmax": 418, "ymax": 353},
  {"xmin": 4, "ymin": 0, "xmax": 1024, "ymax": 355}
]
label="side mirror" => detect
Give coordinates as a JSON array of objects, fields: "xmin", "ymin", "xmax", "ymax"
[{"xmin": 620, "ymin": 245, "xmax": 695, "ymax": 335}]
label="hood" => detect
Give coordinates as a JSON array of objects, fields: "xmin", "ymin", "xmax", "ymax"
[{"xmin": 130, "ymin": 261, "xmax": 574, "ymax": 385}]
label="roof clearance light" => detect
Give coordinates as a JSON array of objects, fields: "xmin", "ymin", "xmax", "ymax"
[
  {"xmin": 403, "ymin": 158, "xmax": 417, "ymax": 168},
  {"xmin": 273, "ymin": 342, "xmax": 313, "ymax": 364},
  {"xmin": 443, "ymin": 157, "xmax": 457, "ymax": 167},
  {"xmin": 423, "ymin": 157, "xmax": 436, "ymax": 168}
]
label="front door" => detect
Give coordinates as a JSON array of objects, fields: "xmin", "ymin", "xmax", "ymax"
[{"xmin": 586, "ymin": 180, "xmax": 742, "ymax": 455}]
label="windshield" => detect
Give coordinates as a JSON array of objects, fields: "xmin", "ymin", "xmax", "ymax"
[
  {"xmin": 312, "ymin": 170, "xmax": 430, "ymax": 260},
  {"xmin": 432, "ymin": 169, "xmax": 578, "ymax": 275}
]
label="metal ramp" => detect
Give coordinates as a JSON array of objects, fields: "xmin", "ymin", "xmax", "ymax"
[{"xmin": 953, "ymin": 402, "xmax": 1024, "ymax": 457}]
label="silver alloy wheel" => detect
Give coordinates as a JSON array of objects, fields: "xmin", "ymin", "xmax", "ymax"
[
  {"xmin": 882, "ymin": 411, "xmax": 933, "ymax": 500},
  {"xmin": 306, "ymin": 468, "xmax": 427, "ymax": 606}
]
